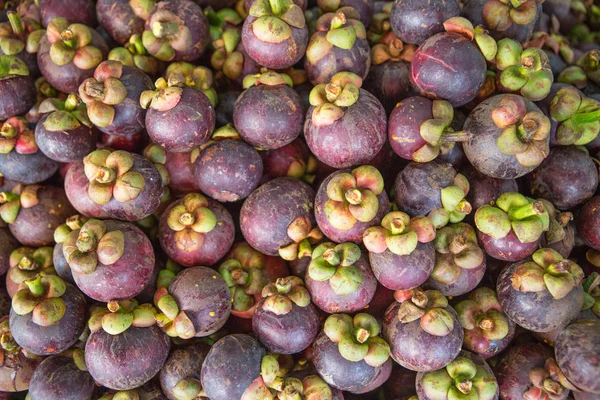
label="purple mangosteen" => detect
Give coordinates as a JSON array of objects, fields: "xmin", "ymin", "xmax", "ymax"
[
  {"xmin": 0, "ymin": 55, "xmax": 36, "ymax": 120},
  {"xmin": 5, "ymin": 246, "xmax": 54, "ymax": 298},
  {"xmin": 0, "ymin": 317, "xmax": 41, "ymax": 392},
  {"xmin": 160, "ymin": 342, "xmax": 211, "ymax": 400},
  {"xmin": 390, "ymin": 0, "xmax": 460, "ymax": 45},
  {"xmin": 96, "ymin": 0, "xmax": 154, "ymax": 45}
]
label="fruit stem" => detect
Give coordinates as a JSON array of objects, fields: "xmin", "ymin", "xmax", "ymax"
[
  {"xmin": 543, "ymin": 379, "xmax": 563, "ymax": 395},
  {"xmin": 330, "ymin": 12, "xmax": 346, "ymax": 30},
  {"xmin": 345, "ymin": 188, "xmax": 362, "ymax": 205},
  {"xmin": 128, "ymin": 34, "xmax": 147, "ymax": 56},
  {"xmin": 571, "ymin": 109, "xmax": 600, "ymax": 125},
  {"xmin": 61, "ymin": 29, "xmax": 75, "ymax": 48},
  {"xmin": 441, "ymin": 130, "xmax": 473, "ymax": 143},
  {"xmin": 95, "ymin": 166, "xmax": 117, "ymax": 184},
  {"xmin": 83, "ymin": 81, "xmax": 106, "ymax": 99},
  {"xmin": 178, "ymin": 212, "xmax": 195, "ymax": 226},
  {"xmin": 558, "ymin": 212, "xmax": 573, "ymax": 227},
  {"xmin": 389, "ymin": 218, "xmax": 405, "ymax": 235},
  {"xmin": 322, "ymin": 248, "xmax": 340, "ymax": 266},
  {"xmin": 411, "ymin": 290, "xmax": 428, "ymax": 308},
  {"xmin": 456, "ymin": 378, "xmax": 472, "ymax": 395},
  {"xmin": 6, "ymin": 11, "xmax": 23, "ymax": 36},
  {"xmin": 0, "ymin": 123, "xmax": 16, "ymax": 138},
  {"xmin": 521, "ymin": 55, "xmax": 535, "ymax": 70},
  {"xmin": 24, "ymin": 275, "xmax": 44, "ymax": 297},
  {"xmin": 0, "ymin": 331, "xmax": 18, "ymax": 353},
  {"xmin": 231, "ymin": 269, "xmax": 249, "ymax": 285},
  {"xmin": 355, "ymin": 327, "xmax": 370, "ymax": 343},
  {"xmin": 64, "ymin": 93, "xmax": 80, "ymax": 111},
  {"xmin": 76, "ymin": 231, "xmax": 97, "ymax": 253},
  {"xmin": 268, "ymin": 0, "xmax": 284, "ymax": 15},
  {"xmin": 509, "ymin": 200, "xmax": 545, "ymax": 221},
  {"xmin": 18, "ymin": 256, "xmax": 37, "ymax": 271},
  {"xmin": 478, "ymin": 316, "xmax": 494, "ymax": 331},
  {"xmin": 449, "ymin": 234, "xmax": 469, "ymax": 254},
  {"xmin": 550, "ymin": 260, "xmax": 570, "ymax": 274},
  {"xmin": 152, "ymin": 21, "xmax": 179, "ymax": 39},
  {"xmin": 325, "ymin": 83, "xmax": 341, "ymax": 102}
]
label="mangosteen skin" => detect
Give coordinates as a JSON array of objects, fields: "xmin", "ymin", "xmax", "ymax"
[
  {"xmin": 9, "ymin": 283, "xmax": 87, "ymax": 356},
  {"xmin": 363, "ymin": 61, "xmax": 413, "ymax": 115},
  {"xmin": 315, "ymin": 168, "xmax": 389, "ymax": 244},
  {"xmin": 383, "ymin": 301, "xmax": 464, "ymax": 372},
  {"xmin": 159, "ymin": 199, "xmax": 235, "ymax": 267},
  {"xmin": 390, "ymin": 0, "xmax": 461, "ymax": 45},
  {"xmin": 0, "ymin": 149, "xmax": 58, "ymax": 185},
  {"xmin": 233, "ymin": 84, "xmax": 304, "ymax": 150},
  {"xmin": 37, "ymin": 29, "xmax": 109, "ymax": 94},
  {"xmin": 530, "ymin": 146, "xmax": 598, "ymax": 211},
  {"xmin": 164, "ymin": 151, "xmax": 200, "ymax": 195},
  {"xmin": 411, "ymin": 32, "xmax": 487, "ymax": 107},
  {"xmin": 160, "ymin": 343, "xmax": 211, "ymax": 400},
  {"xmin": 201, "ymin": 334, "xmax": 266, "ymax": 400},
  {"xmin": 388, "ymin": 96, "xmax": 435, "ymax": 160},
  {"xmin": 253, "ymin": 298, "xmax": 320, "ymax": 354},
  {"xmin": 194, "ymin": 140, "xmax": 263, "ymax": 202},
  {"xmin": 98, "ymin": 65, "xmax": 154, "ymax": 137},
  {"xmin": 240, "ymin": 177, "xmax": 315, "ymax": 256},
  {"xmin": 382, "ymin": 364, "xmax": 418, "ymax": 400},
  {"xmin": 463, "ymin": 94, "xmax": 549, "ymax": 179},
  {"xmin": 312, "ymin": 330, "xmax": 392, "ymax": 393},
  {"xmin": 578, "ymin": 196, "xmax": 600, "ymax": 250},
  {"xmin": 0, "ymin": 351, "xmax": 41, "ymax": 393},
  {"xmin": 9, "ymin": 186, "xmax": 76, "ymax": 247},
  {"xmin": 96, "ymin": 0, "xmax": 146, "ymax": 45},
  {"xmin": 53, "ymin": 243, "xmax": 74, "ymax": 284},
  {"xmin": 72, "ymin": 220, "xmax": 155, "ymax": 302},
  {"xmin": 85, "ymin": 325, "xmax": 171, "ymax": 391},
  {"xmin": 215, "ymin": 89, "xmax": 241, "ymax": 126},
  {"xmin": 0, "ymin": 229, "xmax": 19, "ymax": 276},
  {"xmin": 169, "ymin": 267, "xmax": 232, "ymax": 337},
  {"xmin": 425, "ymin": 256, "xmax": 486, "ymax": 297},
  {"xmin": 555, "ymin": 319, "xmax": 600, "ymax": 393},
  {"xmin": 462, "ymin": 166, "xmax": 518, "ymax": 212},
  {"xmin": 493, "ymin": 343, "xmax": 564, "ymax": 400},
  {"xmin": 38, "ymin": 0, "xmax": 97, "ymax": 27},
  {"xmin": 394, "ymin": 161, "xmax": 457, "ymax": 217},
  {"xmin": 28, "ymin": 355, "xmax": 96, "ymax": 400},
  {"xmin": 497, "ymin": 260, "xmax": 584, "ymax": 332},
  {"xmin": 463, "ymin": 313, "xmax": 516, "ymax": 359},
  {"xmin": 35, "ymin": 114, "xmax": 97, "ymax": 163},
  {"xmin": 64, "ymin": 153, "xmax": 164, "ymax": 221},
  {"xmin": 305, "ymin": 89, "xmax": 387, "ymax": 169},
  {"xmin": 369, "ymin": 242, "xmax": 436, "ymax": 291},
  {"xmin": 477, "ymin": 230, "xmax": 540, "ymax": 262},
  {"xmin": 306, "ymin": 253, "xmax": 377, "ymax": 314},
  {"xmin": 0, "ymin": 76, "xmax": 36, "ymax": 120},
  {"xmin": 145, "ymin": 88, "xmax": 215, "ymax": 153}
]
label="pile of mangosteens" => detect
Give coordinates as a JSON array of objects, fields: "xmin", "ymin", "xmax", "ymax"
[{"xmin": 1, "ymin": 0, "xmax": 600, "ymax": 399}]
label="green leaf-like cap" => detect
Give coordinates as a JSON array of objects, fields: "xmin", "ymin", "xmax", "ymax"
[
  {"xmin": 0, "ymin": 116, "xmax": 38, "ymax": 155},
  {"xmin": 153, "ymin": 287, "xmax": 196, "ymax": 339},
  {"xmin": 12, "ymin": 275, "xmax": 67, "ymax": 326},
  {"xmin": 261, "ymin": 276, "xmax": 311, "ymax": 315},
  {"xmin": 455, "ymin": 287, "xmax": 510, "ymax": 342},
  {"xmin": 363, "ymin": 212, "xmax": 435, "ymax": 256},
  {"xmin": 395, "ymin": 288, "xmax": 455, "ymax": 337},
  {"xmin": 8, "ymin": 245, "xmax": 55, "ymax": 286},
  {"xmin": 550, "ymin": 87, "xmax": 600, "ymax": 146},
  {"xmin": 46, "ymin": 18, "xmax": 102, "ymax": 69},
  {"xmin": 142, "ymin": 9, "xmax": 193, "ymax": 61},
  {"xmin": 166, "ymin": 193, "xmax": 217, "ymax": 254},
  {"xmin": 279, "ymin": 215, "xmax": 322, "ymax": 261},
  {"xmin": 165, "ymin": 62, "xmax": 217, "ymax": 107},
  {"xmin": 140, "ymin": 76, "xmax": 182, "ymax": 111},
  {"xmin": 96, "ymin": 300, "xmax": 157, "ymax": 335},
  {"xmin": 39, "ymin": 94, "xmax": 92, "ymax": 132},
  {"xmin": 308, "ymin": 242, "xmax": 363, "ymax": 295},
  {"xmin": 0, "ymin": 54, "xmax": 29, "ymax": 78}
]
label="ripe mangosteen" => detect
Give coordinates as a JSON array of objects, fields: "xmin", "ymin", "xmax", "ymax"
[
  {"xmin": 143, "ymin": 144, "xmax": 200, "ymax": 196},
  {"xmin": 52, "ymin": 215, "xmax": 88, "ymax": 285},
  {"xmin": 497, "ymin": 248, "xmax": 584, "ymax": 332},
  {"xmin": 0, "ymin": 116, "xmax": 58, "ymax": 184},
  {"xmin": 306, "ymin": 242, "xmax": 377, "ymax": 313},
  {"xmin": 0, "ymin": 185, "xmax": 76, "ymax": 247},
  {"xmin": 158, "ymin": 193, "xmax": 234, "ymax": 267},
  {"xmin": 0, "ymin": 11, "xmax": 44, "ymax": 76},
  {"xmin": 96, "ymin": 0, "xmax": 153, "ymax": 45},
  {"xmin": 108, "ymin": 34, "xmax": 162, "ymax": 77},
  {"xmin": 305, "ymin": 11, "xmax": 370, "ymax": 85},
  {"xmin": 164, "ymin": 62, "xmax": 218, "ymax": 107},
  {"xmin": 0, "ymin": 317, "xmax": 41, "ymax": 392},
  {"xmin": 160, "ymin": 342, "xmax": 211, "ymax": 400},
  {"xmin": 317, "ymin": 0, "xmax": 373, "ymax": 27},
  {"xmin": 253, "ymin": 276, "xmax": 320, "ymax": 354},
  {"xmin": 410, "ymin": 17, "xmax": 496, "ymax": 107},
  {"xmin": 363, "ymin": 211, "xmax": 436, "ymax": 291},
  {"xmin": 315, "ymin": 166, "xmax": 389, "ymax": 243},
  {"xmin": 241, "ymin": 0, "xmax": 308, "ymax": 69},
  {"xmin": 474, "ymin": 192, "xmax": 548, "ymax": 261},
  {"xmin": 38, "ymin": 0, "xmax": 97, "ymax": 27},
  {"xmin": 9, "ymin": 275, "xmax": 87, "ymax": 355},
  {"xmin": 6, "ymin": 246, "xmax": 54, "ymax": 298},
  {"xmin": 64, "ymin": 149, "xmax": 164, "ymax": 221},
  {"xmin": 261, "ymin": 138, "xmax": 318, "ymax": 184},
  {"xmin": 37, "ymin": 18, "xmax": 109, "ymax": 93},
  {"xmin": 390, "ymin": 0, "xmax": 460, "ymax": 45},
  {"xmin": 461, "ymin": 165, "xmax": 518, "ymax": 212},
  {"xmin": 383, "ymin": 288, "xmax": 464, "ymax": 371},
  {"xmin": 0, "ymin": 55, "xmax": 36, "ymax": 120},
  {"xmin": 312, "ymin": 313, "xmax": 392, "ymax": 393},
  {"xmin": 0, "ymin": 229, "xmax": 18, "ymax": 276},
  {"xmin": 578, "ymin": 196, "xmax": 600, "ymax": 250},
  {"xmin": 455, "ymin": 287, "xmax": 516, "ymax": 359},
  {"xmin": 210, "ymin": 26, "xmax": 261, "ymax": 89},
  {"xmin": 85, "ymin": 300, "xmax": 171, "ymax": 390},
  {"xmin": 305, "ymin": 73, "xmax": 387, "ymax": 168},
  {"xmin": 141, "ymin": 0, "xmax": 209, "ymax": 62}
]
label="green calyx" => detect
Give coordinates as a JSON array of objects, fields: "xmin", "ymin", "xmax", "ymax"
[
  {"xmin": 577, "ymin": 50, "xmax": 600, "ymax": 86},
  {"xmin": 442, "ymin": 17, "xmax": 498, "ymax": 62},
  {"xmin": 427, "ymin": 173, "xmax": 472, "ymax": 229},
  {"xmin": 109, "ymin": 34, "xmax": 160, "ymax": 76},
  {"xmin": 249, "ymin": 0, "xmax": 305, "ymax": 44},
  {"xmin": 421, "ymin": 355, "xmax": 499, "ymax": 400},
  {"xmin": 550, "ymin": 87, "xmax": 600, "ymax": 146},
  {"xmin": 166, "ymin": 193, "xmax": 217, "ymax": 253},
  {"xmin": 78, "ymin": 61, "xmax": 127, "ymax": 128},
  {"xmin": 83, "ymin": 149, "xmax": 145, "ymax": 205},
  {"xmin": 371, "ymin": 32, "xmax": 416, "ymax": 65},
  {"xmin": 557, "ymin": 65, "xmax": 588, "ymax": 89},
  {"xmin": 88, "ymin": 300, "xmax": 157, "ymax": 335},
  {"xmin": 309, "ymin": 71, "xmax": 362, "ymax": 126},
  {"xmin": 0, "ymin": 184, "xmax": 40, "ymax": 224},
  {"xmin": 98, "ymin": 390, "xmax": 143, "ymax": 400},
  {"xmin": 62, "ymin": 219, "xmax": 125, "ymax": 274},
  {"xmin": 582, "ymin": 273, "xmax": 600, "ymax": 318},
  {"xmin": 455, "ymin": 287, "xmax": 510, "ymax": 341},
  {"xmin": 363, "ymin": 212, "xmax": 435, "ymax": 256},
  {"xmin": 323, "ymin": 313, "xmax": 390, "ymax": 366},
  {"xmin": 259, "ymin": 353, "xmax": 294, "ymax": 394},
  {"xmin": 39, "ymin": 93, "xmax": 92, "ymax": 132},
  {"xmin": 59, "ymin": 348, "xmax": 87, "ymax": 371},
  {"xmin": 308, "ymin": 242, "xmax": 364, "ymax": 296},
  {"xmin": 155, "ymin": 259, "xmax": 182, "ymax": 290},
  {"xmin": 153, "ymin": 287, "xmax": 197, "ymax": 339},
  {"xmin": 394, "ymin": 288, "xmax": 455, "ymax": 337},
  {"xmin": 474, "ymin": 192, "xmax": 549, "ymax": 243},
  {"xmin": 0, "ymin": 116, "xmax": 38, "ymax": 155},
  {"xmin": 524, "ymin": 358, "xmax": 575, "ymax": 400},
  {"xmin": 8, "ymin": 246, "xmax": 54, "ymax": 286},
  {"xmin": 46, "ymin": 18, "xmax": 102, "ymax": 69},
  {"xmin": 140, "ymin": 77, "xmax": 183, "ymax": 112},
  {"xmin": 432, "ymin": 223, "xmax": 485, "ymax": 286},
  {"xmin": 540, "ymin": 199, "xmax": 572, "ymax": 246},
  {"xmin": 171, "ymin": 377, "xmax": 206, "ymax": 400},
  {"xmin": 279, "ymin": 216, "xmax": 322, "ymax": 262},
  {"xmin": 0, "ymin": 11, "xmax": 44, "ymax": 56},
  {"xmin": 165, "ymin": 62, "xmax": 217, "ymax": 107},
  {"xmin": 142, "ymin": 9, "xmax": 193, "ymax": 62},
  {"xmin": 496, "ymin": 39, "xmax": 553, "ymax": 101},
  {"xmin": 261, "ymin": 276, "xmax": 310, "ymax": 315},
  {"xmin": 210, "ymin": 28, "xmax": 244, "ymax": 81},
  {"xmin": 323, "ymin": 165, "xmax": 384, "ymax": 230},
  {"xmin": 312, "ymin": 11, "xmax": 366, "ymax": 55},
  {"xmin": 129, "ymin": 0, "xmax": 155, "ymax": 21},
  {"xmin": 54, "ymin": 214, "xmax": 88, "ymax": 243},
  {"xmin": 243, "ymin": 70, "xmax": 293, "ymax": 89},
  {"xmin": 482, "ymin": 0, "xmax": 539, "ymax": 32},
  {"xmin": 12, "ymin": 275, "xmax": 67, "ymax": 327},
  {"xmin": 206, "ymin": 7, "xmax": 243, "ymax": 43},
  {"xmin": 413, "ymin": 100, "xmax": 472, "ymax": 162},
  {"xmin": 491, "ymin": 95, "xmax": 550, "ymax": 167},
  {"xmin": 0, "ymin": 54, "xmax": 29, "ymax": 78},
  {"xmin": 524, "ymin": 32, "xmax": 574, "ymax": 65},
  {"xmin": 0, "ymin": 318, "xmax": 21, "ymax": 357},
  {"xmin": 511, "ymin": 248, "xmax": 584, "ymax": 300}
]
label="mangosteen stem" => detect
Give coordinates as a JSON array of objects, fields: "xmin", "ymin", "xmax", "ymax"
[
  {"xmin": 0, "ymin": 123, "xmax": 15, "ymax": 138},
  {"xmin": 411, "ymin": 290, "xmax": 428, "ymax": 308},
  {"xmin": 478, "ymin": 316, "xmax": 495, "ymax": 330},
  {"xmin": 76, "ymin": 231, "xmax": 97, "ymax": 253},
  {"xmin": 325, "ymin": 83, "xmax": 341, "ymax": 102},
  {"xmin": 322, "ymin": 248, "xmax": 340, "ymax": 266},
  {"xmin": 128, "ymin": 34, "xmax": 146, "ymax": 55},
  {"xmin": 64, "ymin": 94, "xmax": 80, "ymax": 111},
  {"xmin": 518, "ymin": 119, "xmax": 540, "ymax": 143},
  {"xmin": 388, "ymin": 38, "xmax": 404, "ymax": 57},
  {"xmin": 152, "ymin": 20, "xmax": 180, "ymax": 39},
  {"xmin": 551, "ymin": 261, "xmax": 570, "ymax": 274},
  {"xmin": 178, "ymin": 212, "xmax": 196, "ymax": 226},
  {"xmin": 355, "ymin": 327, "xmax": 370, "ymax": 343},
  {"xmin": 0, "ymin": 331, "xmax": 17, "ymax": 353},
  {"xmin": 509, "ymin": 200, "xmax": 545, "ymax": 221},
  {"xmin": 330, "ymin": 12, "xmax": 346, "ymax": 30},
  {"xmin": 83, "ymin": 81, "xmax": 106, "ymax": 99},
  {"xmin": 6, "ymin": 11, "xmax": 23, "ymax": 36},
  {"xmin": 558, "ymin": 212, "xmax": 573, "ymax": 227},
  {"xmin": 95, "ymin": 166, "xmax": 117, "ymax": 184},
  {"xmin": 18, "ymin": 256, "xmax": 38, "ymax": 271},
  {"xmin": 449, "ymin": 234, "xmax": 469, "ymax": 254},
  {"xmin": 543, "ymin": 379, "xmax": 564, "ymax": 395},
  {"xmin": 345, "ymin": 188, "xmax": 362, "ymax": 205},
  {"xmin": 275, "ymin": 277, "xmax": 292, "ymax": 293},
  {"xmin": 587, "ymin": 51, "xmax": 599, "ymax": 69},
  {"xmin": 61, "ymin": 29, "xmax": 75, "ymax": 48},
  {"xmin": 231, "ymin": 269, "xmax": 249, "ymax": 285},
  {"xmin": 268, "ymin": 0, "xmax": 283, "ymax": 15},
  {"xmin": 571, "ymin": 109, "xmax": 600, "ymax": 126},
  {"xmin": 456, "ymin": 378, "xmax": 472, "ymax": 395},
  {"xmin": 521, "ymin": 56, "xmax": 535, "ymax": 70},
  {"xmin": 24, "ymin": 276, "xmax": 44, "ymax": 297},
  {"xmin": 441, "ymin": 130, "xmax": 473, "ymax": 143},
  {"xmin": 389, "ymin": 218, "xmax": 405, "ymax": 235}
]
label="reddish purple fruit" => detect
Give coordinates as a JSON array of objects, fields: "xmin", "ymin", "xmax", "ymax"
[
  {"xmin": 6, "ymin": 246, "xmax": 54, "ymax": 298},
  {"xmin": 390, "ymin": 0, "xmax": 460, "ymax": 45},
  {"xmin": 461, "ymin": 165, "xmax": 518, "ymax": 212},
  {"xmin": 0, "ymin": 55, "xmax": 36, "ymax": 120},
  {"xmin": 578, "ymin": 196, "xmax": 600, "ymax": 250},
  {"xmin": 96, "ymin": 0, "xmax": 152, "ymax": 45},
  {"xmin": 0, "ymin": 317, "xmax": 41, "ymax": 393},
  {"xmin": 28, "ymin": 352, "xmax": 96, "ymax": 400},
  {"xmin": 38, "ymin": 0, "xmax": 97, "ymax": 27},
  {"xmin": 160, "ymin": 342, "xmax": 211, "ymax": 400},
  {"xmin": 260, "ymin": 138, "xmax": 317, "ymax": 184}
]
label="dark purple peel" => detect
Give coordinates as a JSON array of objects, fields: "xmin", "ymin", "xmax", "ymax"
[
  {"xmin": 0, "ymin": 229, "xmax": 18, "ymax": 276},
  {"xmin": 0, "ymin": 149, "xmax": 58, "ymax": 186},
  {"xmin": 369, "ymin": 242, "xmax": 435, "ymax": 291},
  {"xmin": 163, "ymin": 150, "xmax": 200, "ymax": 195},
  {"xmin": 391, "ymin": 0, "xmax": 460, "ymax": 45},
  {"xmin": 38, "ymin": 0, "xmax": 97, "ymax": 26},
  {"xmin": 160, "ymin": 342, "xmax": 211, "ymax": 400},
  {"xmin": 461, "ymin": 165, "xmax": 518, "ymax": 212},
  {"xmin": 0, "ymin": 75, "xmax": 36, "ymax": 120},
  {"xmin": 35, "ymin": 114, "xmax": 97, "ymax": 163},
  {"xmin": 363, "ymin": 59, "xmax": 413, "ymax": 115},
  {"xmin": 85, "ymin": 325, "xmax": 170, "ymax": 391},
  {"xmin": 53, "ymin": 243, "xmax": 74, "ymax": 284},
  {"xmin": 478, "ymin": 230, "xmax": 540, "ymax": 262},
  {"xmin": 201, "ymin": 334, "xmax": 266, "ymax": 400},
  {"xmin": 28, "ymin": 354, "xmax": 96, "ymax": 400},
  {"xmin": 96, "ymin": 0, "xmax": 149, "ymax": 45},
  {"xmin": 578, "ymin": 196, "xmax": 600, "ymax": 250},
  {"xmin": 425, "ymin": 258, "xmax": 486, "ymax": 297},
  {"xmin": 9, "ymin": 283, "xmax": 87, "ymax": 355},
  {"xmin": 194, "ymin": 140, "xmax": 263, "ymax": 202}
]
